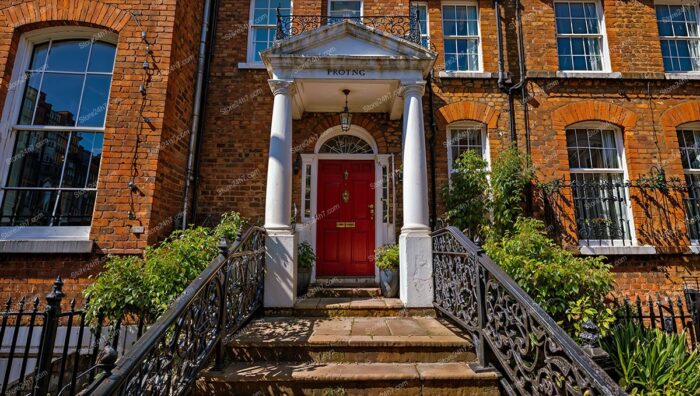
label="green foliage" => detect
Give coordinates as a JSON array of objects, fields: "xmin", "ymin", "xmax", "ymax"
[
  {"xmin": 441, "ymin": 150, "xmax": 490, "ymax": 237},
  {"xmin": 84, "ymin": 212, "xmax": 244, "ymax": 324},
  {"xmin": 490, "ymin": 146, "xmax": 532, "ymax": 237},
  {"xmin": 298, "ymin": 241, "xmax": 316, "ymax": 270},
  {"xmin": 603, "ymin": 322, "xmax": 700, "ymax": 395},
  {"xmin": 374, "ymin": 244, "xmax": 399, "ymax": 270},
  {"xmin": 483, "ymin": 218, "xmax": 616, "ymax": 339}
]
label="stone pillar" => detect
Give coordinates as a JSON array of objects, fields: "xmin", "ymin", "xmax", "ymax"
[
  {"xmin": 264, "ymin": 79, "xmax": 298, "ymax": 308},
  {"xmin": 399, "ymin": 81, "xmax": 433, "ymax": 308}
]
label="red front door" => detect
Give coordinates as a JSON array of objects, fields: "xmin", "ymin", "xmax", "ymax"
[{"xmin": 317, "ymin": 160, "xmax": 376, "ymax": 277}]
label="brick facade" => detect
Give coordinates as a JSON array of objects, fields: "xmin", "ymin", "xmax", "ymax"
[{"xmin": 0, "ymin": 0, "xmax": 699, "ymax": 303}]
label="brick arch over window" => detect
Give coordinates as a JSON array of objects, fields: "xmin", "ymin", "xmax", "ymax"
[
  {"xmin": 436, "ymin": 101, "xmax": 499, "ymax": 129},
  {"xmin": 0, "ymin": 1, "xmax": 131, "ymax": 33},
  {"xmin": 660, "ymin": 101, "xmax": 700, "ymax": 129},
  {"xmin": 551, "ymin": 101, "xmax": 638, "ymax": 131}
]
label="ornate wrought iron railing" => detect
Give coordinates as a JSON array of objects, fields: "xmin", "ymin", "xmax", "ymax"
[
  {"xmin": 432, "ymin": 226, "xmax": 625, "ymax": 395},
  {"xmin": 275, "ymin": 13, "xmax": 422, "ymax": 46},
  {"xmin": 88, "ymin": 226, "xmax": 266, "ymax": 395}
]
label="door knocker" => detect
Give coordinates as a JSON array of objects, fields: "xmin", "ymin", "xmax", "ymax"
[
  {"xmin": 342, "ymin": 190, "xmax": 350, "ymax": 203},
  {"xmin": 344, "ymin": 170, "xmax": 349, "ymax": 181}
]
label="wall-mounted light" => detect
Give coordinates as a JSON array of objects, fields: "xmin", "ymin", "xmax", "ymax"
[
  {"xmin": 340, "ymin": 89, "xmax": 352, "ymax": 132},
  {"xmin": 293, "ymin": 152, "xmax": 302, "ymax": 174}
]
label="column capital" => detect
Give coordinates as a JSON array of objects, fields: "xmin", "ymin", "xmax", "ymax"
[
  {"xmin": 399, "ymin": 81, "xmax": 426, "ymax": 97},
  {"xmin": 268, "ymin": 79, "xmax": 297, "ymax": 96}
]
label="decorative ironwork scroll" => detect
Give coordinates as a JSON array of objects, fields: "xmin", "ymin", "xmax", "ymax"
[
  {"xmin": 89, "ymin": 227, "xmax": 266, "ymax": 396},
  {"xmin": 432, "ymin": 227, "xmax": 625, "ymax": 396}
]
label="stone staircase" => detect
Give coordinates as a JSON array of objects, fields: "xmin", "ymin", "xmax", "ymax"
[{"xmin": 196, "ymin": 285, "xmax": 501, "ymax": 395}]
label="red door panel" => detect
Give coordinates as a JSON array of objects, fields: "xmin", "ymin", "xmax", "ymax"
[{"xmin": 317, "ymin": 160, "xmax": 375, "ymax": 277}]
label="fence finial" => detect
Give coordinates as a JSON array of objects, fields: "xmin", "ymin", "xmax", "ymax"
[
  {"xmin": 218, "ymin": 236, "xmax": 229, "ymax": 257},
  {"xmin": 47, "ymin": 276, "xmax": 65, "ymax": 301}
]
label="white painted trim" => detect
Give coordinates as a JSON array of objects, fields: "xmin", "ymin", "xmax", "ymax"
[
  {"xmin": 0, "ymin": 27, "xmax": 116, "ymax": 240},
  {"xmin": 553, "ymin": 0, "xmax": 612, "ymax": 73},
  {"xmin": 567, "ymin": 122, "xmax": 637, "ymax": 246},
  {"xmin": 440, "ymin": 0, "xmax": 483, "ymax": 73},
  {"xmin": 247, "ymin": 0, "xmax": 294, "ymax": 64},
  {"xmin": 414, "ymin": 2, "xmax": 430, "ymax": 46},
  {"xmin": 579, "ymin": 245, "xmax": 656, "ymax": 255},
  {"xmin": 313, "ymin": 125, "xmax": 378, "ymax": 154}
]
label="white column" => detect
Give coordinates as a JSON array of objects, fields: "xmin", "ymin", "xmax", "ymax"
[
  {"xmin": 264, "ymin": 79, "xmax": 298, "ymax": 308},
  {"xmin": 399, "ymin": 81, "xmax": 433, "ymax": 308}
]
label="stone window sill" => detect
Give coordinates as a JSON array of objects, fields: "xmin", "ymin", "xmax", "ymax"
[
  {"xmin": 438, "ymin": 71, "xmax": 495, "ymax": 79},
  {"xmin": 556, "ymin": 71, "xmax": 621, "ymax": 79},
  {"xmin": 0, "ymin": 239, "xmax": 94, "ymax": 254},
  {"xmin": 237, "ymin": 62, "xmax": 266, "ymax": 70},
  {"xmin": 665, "ymin": 72, "xmax": 700, "ymax": 80},
  {"xmin": 579, "ymin": 245, "xmax": 656, "ymax": 256}
]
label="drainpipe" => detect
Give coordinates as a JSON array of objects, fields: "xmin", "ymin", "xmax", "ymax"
[
  {"xmin": 427, "ymin": 71, "xmax": 438, "ymax": 229},
  {"xmin": 514, "ymin": 0, "xmax": 534, "ymax": 215},
  {"xmin": 494, "ymin": 0, "xmax": 517, "ymax": 145},
  {"xmin": 182, "ymin": 0, "xmax": 217, "ymax": 229}
]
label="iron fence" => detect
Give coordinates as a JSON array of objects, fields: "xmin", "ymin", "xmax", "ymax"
[
  {"xmin": 275, "ymin": 12, "xmax": 423, "ymax": 46},
  {"xmin": 432, "ymin": 226, "xmax": 625, "ymax": 395},
  {"xmin": 0, "ymin": 278, "xmax": 146, "ymax": 396},
  {"xmin": 88, "ymin": 226, "xmax": 266, "ymax": 395}
]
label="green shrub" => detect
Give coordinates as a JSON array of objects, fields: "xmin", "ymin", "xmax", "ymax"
[
  {"xmin": 375, "ymin": 244, "xmax": 399, "ymax": 270},
  {"xmin": 483, "ymin": 218, "xmax": 616, "ymax": 339},
  {"xmin": 441, "ymin": 150, "xmax": 490, "ymax": 237},
  {"xmin": 491, "ymin": 146, "xmax": 532, "ymax": 237},
  {"xmin": 298, "ymin": 241, "xmax": 316, "ymax": 270},
  {"xmin": 84, "ymin": 212, "xmax": 244, "ymax": 324},
  {"xmin": 603, "ymin": 322, "xmax": 700, "ymax": 395}
]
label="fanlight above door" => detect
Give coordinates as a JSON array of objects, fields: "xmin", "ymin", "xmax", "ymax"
[{"xmin": 318, "ymin": 135, "xmax": 374, "ymax": 154}]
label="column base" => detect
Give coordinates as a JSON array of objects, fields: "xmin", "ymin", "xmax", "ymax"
[
  {"xmin": 264, "ymin": 232, "xmax": 298, "ymax": 308},
  {"xmin": 399, "ymin": 232, "xmax": 433, "ymax": 308}
]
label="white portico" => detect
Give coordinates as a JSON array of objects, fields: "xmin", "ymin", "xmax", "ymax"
[{"xmin": 260, "ymin": 20, "xmax": 437, "ymax": 308}]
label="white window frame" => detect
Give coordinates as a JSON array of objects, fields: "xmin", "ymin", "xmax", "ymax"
[
  {"xmin": 566, "ymin": 122, "xmax": 636, "ymax": 246},
  {"xmin": 553, "ymin": 0, "xmax": 612, "ymax": 73},
  {"xmin": 413, "ymin": 2, "xmax": 430, "ymax": 47},
  {"xmin": 676, "ymin": 122, "xmax": 700, "ymax": 244},
  {"xmin": 328, "ymin": 0, "xmax": 364, "ymax": 18},
  {"xmin": 441, "ymin": 1, "xmax": 483, "ymax": 73},
  {"xmin": 446, "ymin": 121, "xmax": 490, "ymax": 175},
  {"xmin": 0, "ymin": 27, "xmax": 117, "ymax": 240},
  {"xmin": 247, "ymin": 0, "xmax": 293, "ymax": 64},
  {"xmin": 654, "ymin": 0, "xmax": 700, "ymax": 74}
]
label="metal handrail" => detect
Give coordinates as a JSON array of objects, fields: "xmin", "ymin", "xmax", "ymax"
[
  {"xmin": 432, "ymin": 226, "xmax": 625, "ymax": 395},
  {"xmin": 89, "ymin": 226, "xmax": 267, "ymax": 395}
]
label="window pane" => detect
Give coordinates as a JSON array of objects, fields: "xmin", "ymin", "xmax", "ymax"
[
  {"xmin": 330, "ymin": 1, "xmax": 362, "ymax": 17},
  {"xmin": 17, "ymin": 72, "xmax": 42, "ymax": 125},
  {"xmin": 29, "ymin": 42, "xmax": 49, "ymax": 70},
  {"xmin": 55, "ymin": 190, "xmax": 96, "ymax": 226},
  {"xmin": 32, "ymin": 73, "xmax": 84, "ymax": 126},
  {"xmin": 46, "ymin": 40, "xmax": 90, "ymax": 72},
  {"xmin": 0, "ymin": 190, "xmax": 56, "ymax": 226},
  {"xmin": 5, "ymin": 130, "xmax": 67, "ymax": 188},
  {"xmin": 571, "ymin": 172, "xmax": 630, "ymax": 241},
  {"xmin": 61, "ymin": 132, "xmax": 102, "ymax": 188},
  {"xmin": 88, "ymin": 41, "xmax": 117, "ymax": 73},
  {"xmin": 78, "ymin": 75, "xmax": 112, "ymax": 127}
]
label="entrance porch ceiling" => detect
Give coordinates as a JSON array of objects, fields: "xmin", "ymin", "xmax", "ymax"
[{"xmin": 293, "ymin": 79, "xmax": 402, "ymax": 120}]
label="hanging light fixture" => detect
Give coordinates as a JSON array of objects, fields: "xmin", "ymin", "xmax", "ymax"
[{"xmin": 340, "ymin": 89, "xmax": 352, "ymax": 132}]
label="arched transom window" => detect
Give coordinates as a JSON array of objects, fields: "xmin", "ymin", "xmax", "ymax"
[{"xmin": 318, "ymin": 135, "xmax": 374, "ymax": 154}]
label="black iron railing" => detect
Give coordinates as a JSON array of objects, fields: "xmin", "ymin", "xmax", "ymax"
[
  {"xmin": 275, "ymin": 13, "xmax": 423, "ymax": 46},
  {"xmin": 540, "ymin": 172, "xmax": 700, "ymax": 248},
  {"xmin": 432, "ymin": 226, "xmax": 625, "ymax": 395},
  {"xmin": 0, "ymin": 278, "xmax": 146, "ymax": 396},
  {"xmin": 88, "ymin": 226, "xmax": 266, "ymax": 395},
  {"xmin": 612, "ymin": 288, "xmax": 700, "ymax": 349}
]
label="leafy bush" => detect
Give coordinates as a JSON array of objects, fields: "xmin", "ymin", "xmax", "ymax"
[
  {"xmin": 84, "ymin": 212, "xmax": 244, "ymax": 324},
  {"xmin": 298, "ymin": 241, "xmax": 316, "ymax": 270},
  {"xmin": 375, "ymin": 244, "xmax": 399, "ymax": 270},
  {"xmin": 603, "ymin": 322, "xmax": 700, "ymax": 395},
  {"xmin": 490, "ymin": 146, "xmax": 532, "ymax": 237},
  {"xmin": 483, "ymin": 218, "xmax": 616, "ymax": 339},
  {"xmin": 441, "ymin": 150, "xmax": 490, "ymax": 238}
]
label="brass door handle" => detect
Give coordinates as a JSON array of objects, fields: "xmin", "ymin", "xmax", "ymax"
[{"xmin": 368, "ymin": 204, "xmax": 374, "ymax": 220}]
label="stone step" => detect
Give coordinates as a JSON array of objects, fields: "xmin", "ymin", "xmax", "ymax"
[
  {"xmin": 265, "ymin": 297, "xmax": 435, "ymax": 317},
  {"xmin": 313, "ymin": 277, "xmax": 377, "ymax": 289},
  {"xmin": 306, "ymin": 287, "xmax": 381, "ymax": 299},
  {"xmin": 227, "ymin": 317, "xmax": 476, "ymax": 363},
  {"xmin": 196, "ymin": 362, "xmax": 501, "ymax": 396}
]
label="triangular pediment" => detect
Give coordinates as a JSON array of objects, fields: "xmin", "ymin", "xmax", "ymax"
[{"xmin": 262, "ymin": 19, "xmax": 436, "ymax": 60}]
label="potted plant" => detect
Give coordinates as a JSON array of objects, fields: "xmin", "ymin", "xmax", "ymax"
[
  {"xmin": 297, "ymin": 241, "xmax": 315, "ymax": 297},
  {"xmin": 375, "ymin": 244, "xmax": 399, "ymax": 298}
]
